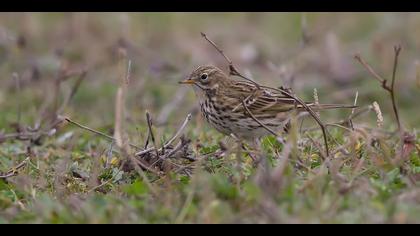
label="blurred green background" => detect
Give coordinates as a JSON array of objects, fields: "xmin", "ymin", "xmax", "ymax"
[
  {"xmin": 0, "ymin": 13, "xmax": 419, "ymax": 131},
  {"xmin": 0, "ymin": 12, "xmax": 419, "ymax": 224}
]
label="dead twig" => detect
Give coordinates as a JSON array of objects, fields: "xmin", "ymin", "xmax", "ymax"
[
  {"xmin": 135, "ymin": 113, "xmax": 192, "ymax": 156},
  {"xmin": 354, "ymin": 45, "xmax": 402, "ymax": 131},
  {"xmin": 348, "ymin": 91, "xmax": 359, "ymax": 131},
  {"xmin": 145, "ymin": 111, "xmax": 160, "ymax": 159},
  {"xmin": 0, "ymin": 157, "xmax": 30, "ymax": 179},
  {"xmin": 354, "ymin": 54, "xmax": 386, "ymax": 84},
  {"xmin": 241, "ymin": 100, "xmax": 278, "ymax": 136},
  {"xmin": 201, "ymin": 32, "xmax": 260, "ymax": 88},
  {"xmin": 390, "ymin": 46, "xmax": 402, "ymax": 131},
  {"xmin": 64, "ymin": 116, "xmax": 141, "ymax": 150}
]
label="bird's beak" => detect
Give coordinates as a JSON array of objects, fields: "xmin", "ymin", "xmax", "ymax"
[{"xmin": 179, "ymin": 78, "xmax": 195, "ymax": 85}]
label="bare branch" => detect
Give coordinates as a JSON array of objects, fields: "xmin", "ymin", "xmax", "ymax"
[
  {"xmin": 201, "ymin": 32, "xmax": 233, "ymax": 65},
  {"xmin": 390, "ymin": 45, "xmax": 402, "ymax": 131},
  {"xmin": 201, "ymin": 32, "xmax": 261, "ymax": 88},
  {"xmin": 354, "ymin": 46, "xmax": 403, "ymax": 132},
  {"xmin": 391, "ymin": 45, "xmax": 402, "ymax": 89},
  {"xmin": 354, "ymin": 53, "xmax": 387, "ymax": 85},
  {"xmin": 161, "ymin": 114, "xmax": 192, "ymax": 151}
]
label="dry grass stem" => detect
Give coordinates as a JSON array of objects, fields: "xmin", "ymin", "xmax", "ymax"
[
  {"xmin": 64, "ymin": 116, "xmax": 141, "ymax": 149},
  {"xmin": 372, "ymin": 101, "xmax": 384, "ymax": 128}
]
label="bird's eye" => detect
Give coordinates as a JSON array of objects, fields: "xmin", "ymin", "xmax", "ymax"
[{"xmin": 200, "ymin": 73, "xmax": 208, "ymax": 81}]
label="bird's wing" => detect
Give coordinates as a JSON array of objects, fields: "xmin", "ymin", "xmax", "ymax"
[
  {"xmin": 222, "ymin": 80, "xmax": 298, "ymax": 117},
  {"xmin": 223, "ymin": 80, "xmax": 356, "ymax": 116}
]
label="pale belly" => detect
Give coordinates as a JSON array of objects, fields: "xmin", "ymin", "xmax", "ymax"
[{"xmin": 200, "ymin": 101, "xmax": 288, "ymax": 140}]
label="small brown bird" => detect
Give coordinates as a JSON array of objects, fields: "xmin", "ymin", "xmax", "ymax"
[{"xmin": 180, "ymin": 65, "xmax": 354, "ymax": 141}]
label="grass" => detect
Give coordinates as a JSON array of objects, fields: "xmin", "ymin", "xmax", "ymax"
[{"xmin": 0, "ymin": 13, "xmax": 419, "ymax": 224}]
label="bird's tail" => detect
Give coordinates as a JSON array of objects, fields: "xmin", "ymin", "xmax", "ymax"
[{"xmin": 298, "ymin": 103, "xmax": 357, "ymax": 111}]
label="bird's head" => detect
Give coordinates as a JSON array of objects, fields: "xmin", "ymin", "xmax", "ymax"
[{"xmin": 179, "ymin": 65, "xmax": 229, "ymax": 95}]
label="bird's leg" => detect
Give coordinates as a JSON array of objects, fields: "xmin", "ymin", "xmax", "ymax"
[
  {"xmin": 250, "ymin": 137, "xmax": 266, "ymax": 168},
  {"xmin": 252, "ymin": 137, "xmax": 262, "ymax": 157},
  {"xmin": 229, "ymin": 134, "xmax": 260, "ymax": 164},
  {"xmin": 228, "ymin": 134, "xmax": 247, "ymax": 186},
  {"xmin": 229, "ymin": 134, "xmax": 244, "ymax": 164}
]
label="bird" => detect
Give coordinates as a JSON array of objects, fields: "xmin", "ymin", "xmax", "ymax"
[{"xmin": 180, "ymin": 65, "xmax": 355, "ymax": 141}]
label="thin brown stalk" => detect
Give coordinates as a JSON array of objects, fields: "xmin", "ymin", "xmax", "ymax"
[
  {"xmin": 162, "ymin": 140, "xmax": 184, "ymax": 159},
  {"xmin": 354, "ymin": 45, "xmax": 402, "ymax": 131},
  {"xmin": 201, "ymin": 32, "xmax": 260, "ymax": 88},
  {"xmin": 64, "ymin": 116, "xmax": 141, "ymax": 150},
  {"xmin": 348, "ymin": 91, "xmax": 359, "ymax": 131},
  {"xmin": 241, "ymin": 100, "xmax": 278, "ymax": 136},
  {"xmin": 390, "ymin": 45, "xmax": 402, "ymax": 131},
  {"xmin": 144, "ymin": 126, "xmax": 151, "ymax": 149},
  {"xmin": 354, "ymin": 54, "xmax": 386, "ymax": 84},
  {"xmin": 145, "ymin": 111, "xmax": 160, "ymax": 159}
]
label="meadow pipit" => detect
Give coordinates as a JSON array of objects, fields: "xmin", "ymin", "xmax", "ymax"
[{"xmin": 180, "ymin": 65, "xmax": 354, "ymax": 141}]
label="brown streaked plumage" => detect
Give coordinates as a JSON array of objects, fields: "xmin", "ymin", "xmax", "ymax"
[{"xmin": 180, "ymin": 65, "xmax": 354, "ymax": 140}]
